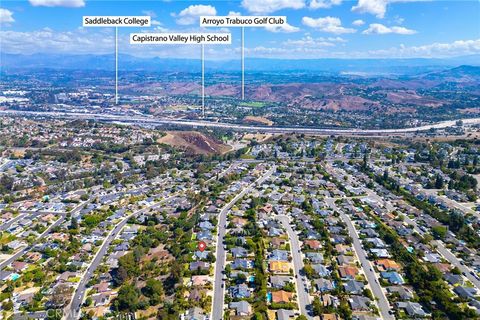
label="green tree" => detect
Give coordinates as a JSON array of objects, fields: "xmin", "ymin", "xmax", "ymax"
[
  {"xmin": 143, "ymin": 279, "xmax": 164, "ymax": 305},
  {"xmin": 432, "ymin": 226, "xmax": 447, "ymax": 239},
  {"xmin": 435, "ymin": 175, "xmax": 444, "ymax": 189},
  {"xmin": 253, "ymin": 312, "xmax": 264, "ymax": 320},
  {"xmin": 116, "ymin": 284, "xmax": 140, "ymax": 311},
  {"xmin": 2, "ymin": 300, "xmax": 13, "ymax": 311}
]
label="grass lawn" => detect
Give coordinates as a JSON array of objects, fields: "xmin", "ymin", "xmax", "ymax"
[{"xmin": 240, "ymin": 101, "xmax": 266, "ymax": 108}]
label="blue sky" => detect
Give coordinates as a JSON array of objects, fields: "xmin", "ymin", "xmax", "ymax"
[{"xmin": 0, "ymin": 0, "xmax": 479, "ymax": 59}]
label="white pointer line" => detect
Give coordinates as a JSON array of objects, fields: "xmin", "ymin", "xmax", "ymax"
[
  {"xmin": 202, "ymin": 43, "xmax": 205, "ymax": 118},
  {"xmin": 241, "ymin": 26, "xmax": 245, "ymax": 101},
  {"xmin": 115, "ymin": 27, "xmax": 118, "ymax": 105}
]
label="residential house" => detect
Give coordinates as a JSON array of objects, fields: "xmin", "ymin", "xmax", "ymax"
[
  {"xmin": 381, "ymin": 272, "xmax": 405, "ymax": 285},
  {"xmin": 270, "ymin": 276, "xmax": 292, "ymax": 289},
  {"xmin": 276, "ymin": 309, "xmax": 296, "ymax": 320},
  {"xmin": 344, "ymin": 280, "xmax": 365, "ymax": 295},
  {"xmin": 304, "ymin": 239, "xmax": 322, "ymax": 250},
  {"xmin": 189, "ymin": 261, "xmax": 210, "ymax": 272},
  {"xmin": 386, "ymin": 286, "xmax": 414, "ymax": 301},
  {"xmin": 349, "ymin": 296, "xmax": 371, "ymax": 311},
  {"xmin": 395, "ymin": 302, "xmax": 429, "ymax": 318},
  {"xmin": 375, "ymin": 259, "xmax": 401, "ymax": 272},
  {"xmin": 269, "ymin": 261, "xmax": 291, "ymax": 274},
  {"xmin": 229, "ymin": 301, "xmax": 252, "ymax": 317},
  {"xmin": 312, "ymin": 264, "xmax": 331, "ymax": 277},
  {"xmin": 231, "ymin": 284, "xmax": 251, "ymax": 299},
  {"xmin": 306, "ymin": 252, "xmax": 324, "ymax": 264},
  {"xmin": 231, "ymin": 247, "xmax": 248, "ymax": 258},
  {"xmin": 454, "ymin": 286, "xmax": 477, "ymax": 299},
  {"xmin": 338, "ymin": 266, "xmax": 359, "ymax": 280},
  {"xmin": 269, "ymin": 249, "xmax": 289, "ymax": 262},
  {"xmin": 314, "ymin": 279, "xmax": 334, "ymax": 293},
  {"xmin": 231, "ymin": 259, "xmax": 254, "ymax": 270},
  {"xmin": 181, "ymin": 307, "xmax": 207, "ymax": 320},
  {"xmin": 271, "ymin": 290, "xmax": 294, "ymax": 304}
]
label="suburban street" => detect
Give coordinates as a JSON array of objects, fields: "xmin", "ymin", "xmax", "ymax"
[
  {"xmin": 402, "ymin": 211, "xmax": 480, "ymax": 291},
  {"xmin": 66, "ymin": 194, "xmax": 178, "ymax": 319},
  {"xmin": 434, "ymin": 241, "xmax": 480, "ymax": 289},
  {"xmin": 1, "ymin": 13, "xmax": 480, "ymax": 319},
  {"xmin": 368, "ymin": 185, "xmax": 480, "ymax": 292},
  {"xmin": 0, "ymin": 212, "xmax": 31, "ymax": 232},
  {"xmin": 0, "ymin": 200, "xmax": 90, "ymax": 269},
  {"xmin": 277, "ymin": 215, "xmax": 313, "ymax": 319},
  {"xmin": 0, "ymin": 213, "xmax": 67, "ymax": 269},
  {"xmin": 327, "ymin": 199, "xmax": 394, "ymax": 320},
  {"xmin": 211, "ymin": 165, "xmax": 275, "ymax": 320},
  {"xmin": 420, "ymin": 188, "xmax": 480, "ymax": 220}
]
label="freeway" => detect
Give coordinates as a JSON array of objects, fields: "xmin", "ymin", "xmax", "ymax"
[
  {"xmin": 2, "ymin": 110, "xmax": 480, "ymax": 135},
  {"xmin": 65, "ymin": 194, "xmax": 179, "ymax": 319},
  {"xmin": 327, "ymin": 198, "xmax": 394, "ymax": 320},
  {"xmin": 276, "ymin": 215, "xmax": 313, "ymax": 319},
  {"xmin": 211, "ymin": 165, "xmax": 276, "ymax": 320}
]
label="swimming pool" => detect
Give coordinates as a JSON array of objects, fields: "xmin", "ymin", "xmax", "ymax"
[{"xmin": 10, "ymin": 273, "xmax": 20, "ymax": 281}]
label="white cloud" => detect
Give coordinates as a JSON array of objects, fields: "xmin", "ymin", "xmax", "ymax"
[
  {"xmin": 309, "ymin": 0, "xmax": 342, "ymax": 9},
  {"xmin": 151, "ymin": 20, "xmax": 162, "ymax": 26},
  {"xmin": 352, "ymin": 0, "xmax": 387, "ymax": 18},
  {"xmin": 362, "ymin": 23, "xmax": 416, "ymax": 34},
  {"xmin": 265, "ymin": 22, "xmax": 300, "ymax": 33},
  {"xmin": 366, "ymin": 39, "xmax": 480, "ymax": 58},
  {"xmin": 174, "ymin": 4, "xmax": 216, "ymax": 25},
  {"xmin": 283, "ymin": 35, "xmax": 337, "ymax": 47},
  {"xmin": 154, "ymin": 26, "xmax": 169, "ymax": 32},
  {"xmin": 245, "ymin": 46, "xmax": 329, "ymax": 57},
  {"xmin": 141, "ymin": 10, "xmax": 157, "ymax": 18},
  {"xmin": 29, "ymin": 0, "xmax": 85, "ymax": 7},
  {"xmin": 241, "ymin": 0, "xmax": 305, "ymax": 14},
  {"xmin": 327, "ymin": 36, "xmax": 347, "ymax": 42},
  {"xmin": 302, "ymin": 16, "xmax": 356, "ymax": 34},
  {"xmin": 228, "ymin": 11, "xmax": 241, "ymax": 16},
  {"xmin": 351, "ymin": 0, "xmax": 426, "ymax": 19},
  {"xmin": 352, "ymin": 19, "xmax": 365, "ymax": 26},
  {"xmin": 248, "ymin": 38, "xmax": 480, "ymax": 58},
  {"xmin": 393, "ymin": 15, "xmax": 404, "ymax": 24},
  {"xmin": 1, "ymin": 28, "xmax": 477, "ymax": 60},
  {"xmin": 0, "ymin": 28, "xmax": 113, "ymax": 54},
  {"xmin": 0, "ymin": 8, "xmax": 14, "ymax": 24}
]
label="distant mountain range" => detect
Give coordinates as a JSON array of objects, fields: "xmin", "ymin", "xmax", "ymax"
[{"xmin": 1, "ymin": 53, "xmax": 480, "ymax": 75}]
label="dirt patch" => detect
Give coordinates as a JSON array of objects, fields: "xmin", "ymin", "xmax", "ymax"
[
  {"xmin": 244, "ymin": 116, "xmax": 274, "ymax": 126},
  {"xmin": 158, "ymin": 131, "xmax": 231, "ymax": 155}
]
